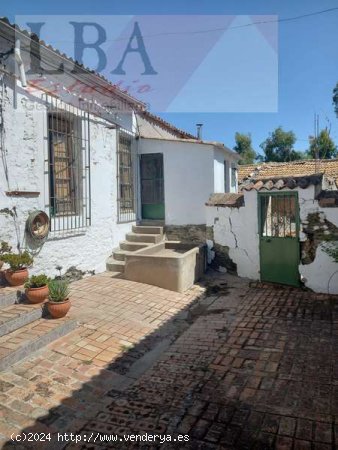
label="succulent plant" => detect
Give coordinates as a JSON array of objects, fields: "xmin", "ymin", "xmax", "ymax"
[
  {"xmin": 24, "ymin": 274, "xmax": 50, "ymax": 289},
  {"xmin": 1, "ymin": 252, "xmax": 33, "ymax": 271},
  {"xmin": 48, "ymin": 279, "xmax": 70, "ymax": 302}
]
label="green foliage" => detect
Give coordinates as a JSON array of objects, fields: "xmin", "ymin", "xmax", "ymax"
[
  {"xmin": 24, "ymin": 274, "xmax": 50, "ymax": 289},
  {"xmin": 308, "ymin": 129, "xmax": 337, "ymax": 159},
  {"xmin": 1, "ymin": 252, "xmax": 33, "ymax": 271},
  {"xmin": 322, "ymin": 241, "xmax": 338, "ymax": 262},
  {"xmin": 48, "ymin": 279, "xmax": 70, "ymax": 302},
  {"xmin": 0, "ymin": 241, "xmax": 12, "ymax": 256},
  {"xmin": 333, "ymin": 82, "xmax": 338, "ymax": 117},
  {"xmin": 260, "ymin": 127, "xmax": 303, "ymax": 162},
  {"xmin": 233, "ymin": 132, "xmax": 257, "ymax": 165}
]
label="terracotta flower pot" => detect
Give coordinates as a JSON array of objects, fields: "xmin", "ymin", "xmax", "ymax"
[
  {"xmin": 47, "ymin": 299, "xmax": 71, "ymax": 319},
  {"xmin": 25, "ymin": 285, "xmax": 49, "ymax": 304},
  {"xmin": 5, "ymin": 268, "xmax": 29, "ymax": 286}
]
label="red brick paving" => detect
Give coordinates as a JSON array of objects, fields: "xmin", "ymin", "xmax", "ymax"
[{"xmin": 1, "ymin": 272, "xmax": 338, "ymax": 450}]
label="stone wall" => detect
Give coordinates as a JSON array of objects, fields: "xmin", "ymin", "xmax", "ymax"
[{"xmin": 164, "ymin": 225, "xmax": 208, "ymax": 243}]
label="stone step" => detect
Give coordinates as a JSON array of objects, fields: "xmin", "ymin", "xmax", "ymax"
[
  {"xmin": 0, "ymin": 303, "xmax": 43, "ymax": 337},
  {"xmin": 0, "ymin": 317, "xmax": 77, "ymax": 371},
  {"xmin": 125, "ymin": 233, "xmax": 163, "ymax": 244},
  {"xmin": 106, "ymin": 257, "xmax": 126, "ymax": 273},
  {"xmin": 119, "ymin": 241, "xmax": 152, "ymax": 252},
  {"xmin": 132, "ymin": 226, "xmax": 163, "ymax": 235}
]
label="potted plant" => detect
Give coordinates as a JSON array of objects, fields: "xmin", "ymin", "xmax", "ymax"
[
  {"xmin": 0, "ymin": 241, "xmax": 12, "ymax": 270},
  {"xmin": 1, "ymin": 252, "xmax": 33, "ymax": 286},
  {"xmin": 47, "ymin": 279, "xmax": 71, "ymax": 318},
  {"xmin": 24, "ymin": 274, "xmax": 50, "ymax": 304}
]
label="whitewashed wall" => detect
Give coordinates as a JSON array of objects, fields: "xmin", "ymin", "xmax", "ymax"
[
  {"xmin": 138, "ymin": 138, "xmax": 214, "ymax": 225},
  {"xmin": 298, "ymin": 185, "xmax": 338, "ymax": 295},
  {"xmin": 207, "ymin": 186, "xmax": 338, "ymax": 294},
  {"xmin": 213, "ymin": 147, "xmax": 238, "ymax": 194},
  {"xmin": 206, "ymin": 190, "xmax": 260, "ymax": 279},
  {"xmin": 138, "ymin": 138, "xmax": 238, "ymax": 225},
  {"xmin": 0, "ymin": 75, "xmax": 135, "ymax": 278}
]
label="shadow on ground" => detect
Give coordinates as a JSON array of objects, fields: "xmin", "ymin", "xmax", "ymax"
[{"xmin": 3, "ymin": 271, "xmax": 338, "ymax": 449}]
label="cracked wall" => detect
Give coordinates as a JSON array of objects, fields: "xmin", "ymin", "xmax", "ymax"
[
  {"xmin": 207, "ymin": 184, "xmax": 338, "ymax": 294},
  {"xmin": 298, "ymin": 185, "xmax": 338, "ymax": 294},
  {"xmin": 206, "ymin": 190, "xmax": 260, "ymax": 280}
]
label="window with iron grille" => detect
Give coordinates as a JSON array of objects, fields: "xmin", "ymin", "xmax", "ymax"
[
  {"xmin": 47, "ymin": 97, "xmax": 91, "ymax": 233},
  {"xmin": 117, "ymin": 130, "xmax": 136, "ymax": 223}
]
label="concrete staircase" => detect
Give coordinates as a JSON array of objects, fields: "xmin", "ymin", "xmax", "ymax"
[
  {"xmin": 0, "ymin": 284, "xmax": 77, "ymax": 371},
  {"xmin": 106, "ymin": 225, "xmax": 164, "ymax": 273}
]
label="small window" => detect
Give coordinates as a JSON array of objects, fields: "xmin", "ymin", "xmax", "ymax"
[
  {"xmin": 47, "ymin": 100, "xmax": 90, "ymax": 232},
  {"xmin": 49, "ymin": 114, "xmax": 78, "ymax": 215},
  {"xmin": 231, "ymin": 164, "xmax": 237, "ymax": 189},
  {"xmin": 117, "ymin": 130, "xmax": 135, "ymax": 222}
]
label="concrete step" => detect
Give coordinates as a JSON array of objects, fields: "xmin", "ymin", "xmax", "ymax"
[
  {"xmin": 0, "ymin": 317, "xmax": 77, "ymax": 371},
  {"xmin": 120, "ymin": 241, "xmax": 152, "ymax": 251},
  {"xmin": 132, "ymin": 226, "xmax": 163, "ymax": 235},
  {"xmin": 126, "ymin": 233, "xmax": 163, "ymax": 244},
  {"xmin": 0, "ymin": 303, "xmax": 43, "ymax": 337},
  {"xmin": 0, "ymin": 290, "xmax": 18, "ymax": 309},
  {"xmin": 139, "ymin": 220, "xmax": 165, "ymax": 226},
  {"xmin": 106, "ymin": 257, "xmax": 126, "ymax": 273},
  {"xmin": 112, "ymin": 249, "xmax": 134, "ymax": 261}
]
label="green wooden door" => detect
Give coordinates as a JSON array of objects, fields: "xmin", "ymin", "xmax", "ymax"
[
  {"xmin": 140, "ymin": 153, "xmax": 165, "ymax": 220},
  {"xmin": 259, "ymin": 192, "xmax": 300, "ymax": 287}
]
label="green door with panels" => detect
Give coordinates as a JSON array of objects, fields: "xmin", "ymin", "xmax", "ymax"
[
  {"xmin": 140, "ymin": 153, "xmax": 165, "ymax": 220},
  {"xmin": 259, "ymin": 192, "xmax": 300, "ymax": 287}
]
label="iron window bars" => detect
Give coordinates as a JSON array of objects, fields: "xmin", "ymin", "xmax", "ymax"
[
  {"xmin": 46, "ymin": 95, "xmax": 91, "ymax": 233},
  {"xmin": 117, "ymin": 129, "xmax": 136, "ymax": 223},
  {"xmin": 259, "ymin": 193, "xmax": 298, "ymax": 238}
]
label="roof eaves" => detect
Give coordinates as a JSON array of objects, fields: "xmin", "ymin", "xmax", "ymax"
[{"xmin": 0, "ymin": 17, "xmax": 146, "ymax": 110}]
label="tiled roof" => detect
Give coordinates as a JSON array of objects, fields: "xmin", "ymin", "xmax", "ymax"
[
  {"xmin": 242, "ymin": 174, "xmax": 323, "ymax": 191},
  {"xmin": 206, "ymin": 193, "xmax": 244, "ymax": 207},
  {"xmin": 238, "ymin": 159, "xmax": 338, "ymax": 188},
  {"xmin": 139, "ymin": 111, "xmax": 197, "ymax": 140}
]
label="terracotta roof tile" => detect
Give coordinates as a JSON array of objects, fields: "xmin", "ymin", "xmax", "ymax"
[
  {"xmin": 206, "ymin": 193, "xmax": 244, "ymax": 207},
  {"xmin": 238, "ymin": 159, "xmax": 338, "ymax": 188},
  {"xmin": 242, "ymin": 174, "xmax": 323, "ymax": 191}
]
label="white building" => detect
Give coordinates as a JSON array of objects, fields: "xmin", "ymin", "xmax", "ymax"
[{"xmin": 0, "ymin": 19, "xmax": 239, "ymax": 278}]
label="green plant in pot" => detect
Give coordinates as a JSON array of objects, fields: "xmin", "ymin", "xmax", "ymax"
[
  {"xmin": 47, "ymin": 279, "xmax": 71, "ymax": 318},
  {"xmin": 0, "ymin": 241, "xmax": 12, "ymax": 270},
  {"xmin": 1, "ymin": 251, "xmax": 33, "ymax": 286},
  {"xmin": 24, "ymin": 274, "xmax": 50, "ymax": 304}
]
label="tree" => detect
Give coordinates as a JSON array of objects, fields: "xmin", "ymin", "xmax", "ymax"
[
  {"xmin": 260, "ymin": 127, "xmax": 302, "ymax": 162},
  {"xmin": 333, "ymin": 82, "xmax": 338, "ymax": 117},
  {"xmin": 308, "ymin": 129, "xmax": 337, "ymax": 159},
  {"xmin": 233, "ymin": 132, "xmax": 256, "ymax": 165}
]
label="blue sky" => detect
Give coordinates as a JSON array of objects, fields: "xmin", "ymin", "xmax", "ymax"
[{"xmin": 4, "ymin": 0, "xmax": 338, "ymax": 156}]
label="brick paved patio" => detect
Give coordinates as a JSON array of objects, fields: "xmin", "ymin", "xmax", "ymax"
[{"xmin": 1, "ymin": 271, "xmax": 338, "ymax": 449}]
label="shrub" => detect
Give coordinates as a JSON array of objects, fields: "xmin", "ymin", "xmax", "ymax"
[
  {"xmin": 48, "ymin": 279, "xmax": 70, "ymax": 302},
  {"xmin": 0, "ymin": 241, "xmax": 12, "ymax": 256},
  {"xmin": 24, "ymin": 274, "xmax": 50, "ymax": 289},
  {"xmin": 1, "ymin": 252, "xmax": 33, "ymax": 271}
]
